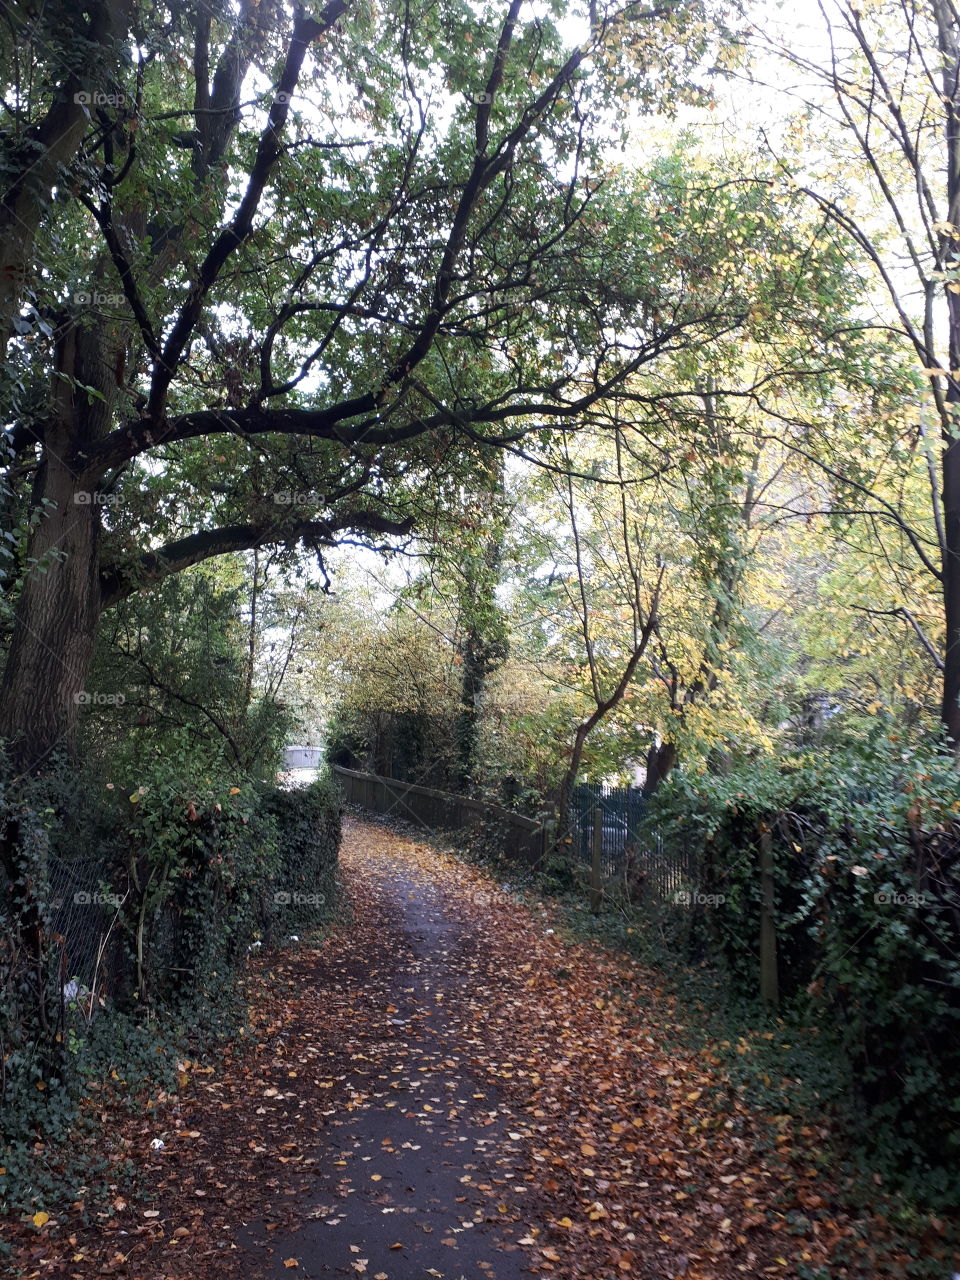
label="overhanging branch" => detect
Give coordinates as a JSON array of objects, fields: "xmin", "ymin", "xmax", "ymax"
[
  {"xmin": 99, "ymin": 508, "xmax": 413, "ymax": 607},
  {"xmin": 77, "ymin": 314, "xmax": 743, "ymax": 474}
]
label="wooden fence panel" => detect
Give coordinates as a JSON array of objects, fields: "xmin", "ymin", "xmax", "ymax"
[
  {"xmin": 334, "ymin": 768, "xmax": 695, "ymax": 895},
  {"xmin": 333, "ymin": 766, "xmax": 546, "ymax": 868}
]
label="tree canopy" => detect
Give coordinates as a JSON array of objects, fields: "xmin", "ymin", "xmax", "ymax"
[{"xmin": 5, "ymin": 0, "xmax": 960, "ymax": 1228}]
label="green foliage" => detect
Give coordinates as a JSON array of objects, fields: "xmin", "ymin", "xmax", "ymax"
[
  {"xmin": 648, "ymin": 733, "xmax": 960, "ymax": 1204},
  {"xmin": 109, "ymin": 747, "xmax": 278, "ymax": 1009},
  {"xmin": 0, "ymin": 1008, "xmax": 182, "ymax": 1217},
  {"xmin": 328, "ymin": 705, "xmax": 459, "ymax": 788},
  {"xmin": 0, "ymin": 748, "xmax": 343, "ymax": 1215},
  {"xmin": 84, "ymin": 564, "xmax": 296, "ymax": 784},
  {"xmin": 261, "ymin": 773, "xmax": 342, "ymax": 936}
]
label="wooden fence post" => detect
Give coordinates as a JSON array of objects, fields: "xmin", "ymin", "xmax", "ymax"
[
  {"xmin": 590, "ymin": 807, "xmax": 603, "ymax": 914},
  {"xmin": 759, "ymin": 825, "xmax": 779, "ymax": 1009}
]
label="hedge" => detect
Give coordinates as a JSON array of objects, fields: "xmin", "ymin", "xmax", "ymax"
[{"xmin": 646, "ymin": 734, "xmax": 960, "ymax": 1204}]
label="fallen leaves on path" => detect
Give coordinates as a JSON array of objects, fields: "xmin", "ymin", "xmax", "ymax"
[{"xmin": 3, "ymin": 816, "xmax": 956, "ymax": 1280}]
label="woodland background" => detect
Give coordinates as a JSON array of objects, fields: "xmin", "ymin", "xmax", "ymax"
[{"xmin": 1, "ymin": 0, "xmax": 959, "ymax": 1229}]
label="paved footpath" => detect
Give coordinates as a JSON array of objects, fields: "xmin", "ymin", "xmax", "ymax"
[
  {"xmin": 239, "ymin": 830, "xmax": 537, "ymax": 1279},
  {"xmin": 8, "ymin": 816, "xmax": 928, "ymax": 1280}
]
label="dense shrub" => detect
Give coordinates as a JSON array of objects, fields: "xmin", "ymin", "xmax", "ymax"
[
  {"xmin": 260, "ymin": 772, "xmax": 342, "ymax": 936},
  {"xmin": 0, "ymin": 753, "xmax": 342, "ymax": 1214},
  {"xmin": 110, "ymin": 753, "xmax": 278, "ymax": 1010},
  {"xmin": 326, "ymin": 707, "xmax": 459, "ymax": 789},
  {"xmin": 647, "ymin": 732, "xmax": 960, "ymax": 1204}
]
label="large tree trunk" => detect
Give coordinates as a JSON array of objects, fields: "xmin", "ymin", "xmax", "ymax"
[
  {"xmin": 0, "ymin": 399, "xmax": 102, "ymax": 1066},
  {"xmin": 0, "ymin": 342, "xmax": 105, "ymax": 770},
  {"xmin": 0, "ymin": 318, "xmax": 114, "ymax": 1057},
  {"xmin": 2, "ymin": 227, "xmax": 137, "ymax": 767},
  {"xmin": 642, "ymin": 739, "xmax": 677, "ymax": 798},
  {"xmin": 0, "ymin": 461, "xmax": 101, "ymax": 771}
]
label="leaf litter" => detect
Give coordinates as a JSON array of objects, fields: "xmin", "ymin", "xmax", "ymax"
[{"xmin": 3, "ymin": 815, "xmax": 957, "ymax": 1279}]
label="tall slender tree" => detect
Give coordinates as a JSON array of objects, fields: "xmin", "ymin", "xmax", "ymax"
[{"xmin": 753, "ymin": 0, "xmax": 960, "ymax": 743}]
